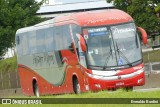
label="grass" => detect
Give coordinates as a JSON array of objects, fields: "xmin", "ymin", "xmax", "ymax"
[
  {"xmin": 142, "ymin": 50, "xmax": 160, "ymax": 63},
  {"xmin": 0, "ymin": 56, "xmax": 17, "ymax": 73},
  {"xmin": 3, "ymin": 90, "xmax": 160, "ymax": 107},
  {"xmin": 40, "ymin": 89, "xmax": 160, "ymax": 98}
]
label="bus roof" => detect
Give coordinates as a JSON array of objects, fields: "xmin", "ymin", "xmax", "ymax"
[
  {"xmin": 56, "ymin": 9, "xmax": 133, "ymax": 26},
  {"xmin": 16, "ymin": 9, "xmax": 133, "ymax": 34}
]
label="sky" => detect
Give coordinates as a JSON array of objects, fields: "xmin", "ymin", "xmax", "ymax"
[{"xmin": 4, "ymin": 48, "xmax": 14, "ymax": 59}]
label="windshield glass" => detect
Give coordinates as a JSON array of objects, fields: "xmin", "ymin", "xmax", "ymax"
[
  {"xmin": 111, "ymin": 23, "xmax": 141, "ymax": 66},
  {"xmin": 84, "ymin": 23, "xmax": 142, "ymax": 70},
  {"xmin": 85, "ymin": 27, "xmax": 117, "ymax": 67}
]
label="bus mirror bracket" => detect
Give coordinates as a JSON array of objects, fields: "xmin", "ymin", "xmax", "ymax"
[
  {"xmin": 137, "ymin": 27, "xmax": 148, "ymax": 44},
  {"xmin": 76, "ymin": 34, "xmax": 87, "ymax": 52}
]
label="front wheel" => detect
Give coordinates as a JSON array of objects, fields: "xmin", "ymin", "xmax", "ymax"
[
  {"xmin": 124, "ymin": 87, "xmax": 133, "ymax": 92},
  {"xmin": 73, "ymin": 78, "xmax": 81, "ymax": 94}
]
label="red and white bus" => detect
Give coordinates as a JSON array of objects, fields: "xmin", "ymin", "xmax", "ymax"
[{"xmin": 16, "ymin": 9, "xmax": 148, "ymax": 97}]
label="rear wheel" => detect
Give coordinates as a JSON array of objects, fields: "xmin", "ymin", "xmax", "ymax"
[
  {"xmin": 73, "ymin": 78, "xmax": 81, "ymax": 94},
  {"xmin": 33, "ymin": 82, "xmax": 40, "ymax": 97}
]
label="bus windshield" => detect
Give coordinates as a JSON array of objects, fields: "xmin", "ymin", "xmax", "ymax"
[{"xmin": 84, "ymin": 23, "xmax": 142, "ymax": 70}]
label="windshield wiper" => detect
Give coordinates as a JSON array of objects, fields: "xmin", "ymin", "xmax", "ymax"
[
  {"xmin": 103, "ymin": 42, "xmax": 113, "ymax": 70},
  {"xmin": 116, "ymin": 42, "xmax": 132, "ymax": 67}
]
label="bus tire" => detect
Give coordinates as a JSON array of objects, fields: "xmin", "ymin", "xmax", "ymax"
[
  {"xmin": 125, "ymin": 87, "xmax": 133, "ymax": 92},
  {"xmin": 33, "ymin": 82, "xmax": 40, "ymax": 97},
  {"xmin": 73, "ymin": 78, "xmax": 81, "ymax": 94}
]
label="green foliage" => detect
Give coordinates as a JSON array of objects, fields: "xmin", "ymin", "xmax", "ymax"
[
  {"xmin": 0, "ymin": 0, "xmax": 44, "ymax": 57},
  {"xmin": 155, "ymin": 3, "xmax": 160, "ymax": 12},
  {"xmin": 106, "ymin": 0, "xmax": 160, "ymax": 34}
]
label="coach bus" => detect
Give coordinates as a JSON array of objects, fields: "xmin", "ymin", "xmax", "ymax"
[{"xmin": 16, "ymin": 9, "xmax": 148, "ymax": 97}]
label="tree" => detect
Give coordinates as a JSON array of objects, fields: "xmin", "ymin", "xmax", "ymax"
[
  {"xmin": 0, "ymin": 0, "xmax": 44, "ymax": 57},
  {"xmin": 106, "ymin": 0, "xmax": 160, "ymax": 35}
]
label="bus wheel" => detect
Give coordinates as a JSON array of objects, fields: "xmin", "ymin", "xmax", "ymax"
[
  {"xmin": 124, "ymin": 87, "xmax": 133, "ymax": 92},
  {"xmin": 73, "ymin": 78, "xmax": 81, "ymax": 94},
  {"xmin": 33, "ymin": 82, "xmax": 40, "ymax": 97}
]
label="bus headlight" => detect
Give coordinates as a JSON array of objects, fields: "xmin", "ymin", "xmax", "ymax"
[{"xmin": 136, "ymin": 67, "xmax": 144, "ymax": 75}]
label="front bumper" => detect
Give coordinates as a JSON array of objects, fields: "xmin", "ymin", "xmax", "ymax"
[{"xmin": 86, "ymin": 69, "xmax": 145, "ymax": 91}]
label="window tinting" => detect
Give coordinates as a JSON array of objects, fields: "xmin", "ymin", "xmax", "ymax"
[
  {"xmin": 28, "ymin": 31, "xmax": 37, "ymax": 54},
  {"xmin": 55, "ymin": 26, "xmax": 63, "ymax": 50},
  {"xmin": 45, "ymin": 27, "xmax": 54, "ymax": 51},
  {"xmin": 71, "ymin": 24, "xmax": 81, "ymax": 48},
  {"xmin": 21, "ymin": 33, "xmax": 29, "ymax": 55},
  {"xmin": 62, "ymin": 25, "xmax": 72, "ymax": 49},
  {"xmin": 16, "ymin": 35, "xmax": 23, "ymax": 55},
  {"xmin": 36, "ymin": 29, "xmax": 46, "ymax": 53}
]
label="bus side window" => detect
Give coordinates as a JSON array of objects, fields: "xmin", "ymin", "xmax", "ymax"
[
  {"xmin": 16, "ymin": 35, "xmax": 20, "ymax": 45},
  {"xmin": 45, "ymin": 27, "xmax": 54, "ymax": 52},
  {"xmin": 28, "ymin": 31, "xmax": 37, "ymax": 54},
  {"xmin": 62, "ymin": 25, "xmax": 73, "ymax": 51},
  {"xmin": 71, "ymin": 24, "xmax": 82, "ymax": 57},
  {"xmin": 16, "ymin": 35, "xmax": 23, "ymax": 55},
  {"xmin": 55, "ymin": 26, "xmax": 63, "ymax": 50},
  {"xmin": 36, "ymin": 29, "xmax": 46, "ymax": 53},
  {"xmin": 21, "ymin": 33, "xmax": 29, "ymax": 55},
  {"xmin": 71, "ymin": 24, "xmax": 81, "ymax": 48}
]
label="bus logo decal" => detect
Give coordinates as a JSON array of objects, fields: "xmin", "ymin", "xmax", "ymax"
[{"xmin": 118, "ymin": 76, "xmax": 122, "ymax": 80}]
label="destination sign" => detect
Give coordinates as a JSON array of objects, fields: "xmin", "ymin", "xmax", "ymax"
[{"xmin": 88, "ymin": 27, "xmax": 107, "ymax": 33}]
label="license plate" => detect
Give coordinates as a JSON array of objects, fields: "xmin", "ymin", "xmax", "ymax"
[{"xmin": 116, "ymin": 82, "xmax": 124, "ymax": 86}]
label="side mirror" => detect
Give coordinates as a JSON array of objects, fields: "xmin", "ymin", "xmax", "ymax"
[
  {"xmin": 76, "ymin": 34, "xmax": 87, "ymax": 52},
  {"xmin": 137, "ymin": 27, "xmax": 148, "ymax": 44}
]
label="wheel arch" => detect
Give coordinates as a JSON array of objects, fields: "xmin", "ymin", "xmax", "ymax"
[
  {"xmin": 72, "ymin": 74, "xmax": 78, "ymax": 82},
  {"xmin": 32, "ymin": 77, "xmax": 38, "ymax": 95},
  {"xmin": 72, "ymin": 73, "xmax": 79, "ymax": 86},
  {"xmin": 72, "ymin": 73, "xmax": 81, "ymax": 94}
]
